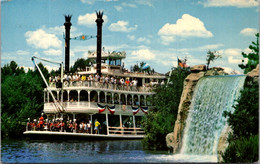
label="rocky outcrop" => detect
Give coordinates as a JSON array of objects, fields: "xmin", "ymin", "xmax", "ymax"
[
  {"xmin": 166, "ymin": 65, "xmax": 206, "ymax": 153},
  {"xmin": 190, "ymin": 64, "xmax": 206, "ymax": 73},
  {"xmin": 247, "ymin": 64, "xmax": 259, "ymax": 78},
  {"xmin": 166, "ymin": 65, "xmax": 231, "ymax": 153},
  {"xmin": 217, "ymin": 125, "xmax": 233, "ymax": 162},
  {"xmin": 205, "ymin": 67, "xmax": 228, "ymax": 76}
]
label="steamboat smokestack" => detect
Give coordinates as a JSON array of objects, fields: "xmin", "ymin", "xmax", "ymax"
[
  {"xmin": 64, "ymin": 15, "xmax": 72, "ymax": 73},
  {"xmin": 95, "ymin": 11, "xmax": 104, "ymax": 75}
]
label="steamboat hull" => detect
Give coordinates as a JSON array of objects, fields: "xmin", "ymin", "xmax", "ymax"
[{"xmin": 23, "ymin": 131, "xmax": 144, "ymax": 140}]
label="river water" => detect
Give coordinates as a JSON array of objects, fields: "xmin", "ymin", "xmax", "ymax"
[{"xmin": 1, "ymin": 138, "xmax": 186, "ymax": 163}]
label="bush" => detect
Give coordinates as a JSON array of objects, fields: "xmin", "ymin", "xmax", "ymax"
[{"xmin": 221, "ymin": 135, "xmax": 259, "ymax": 163}]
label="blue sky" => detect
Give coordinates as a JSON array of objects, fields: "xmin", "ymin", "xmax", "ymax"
[{"xmin": 1, "ymin": 0, "xmax": 259, "ymax": 74}]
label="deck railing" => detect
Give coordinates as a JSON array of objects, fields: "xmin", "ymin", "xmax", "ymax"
[
  {"xmin": 49, "ymin": 81, "xmax": 158, "ymax": 93},
  {"xmin": 108, "ymin": 126, "xmax": 145, "ymax": 135}
]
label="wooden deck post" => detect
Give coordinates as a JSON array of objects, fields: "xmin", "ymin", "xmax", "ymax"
[
  {"xmin": 106, "ymin": 113, "xmax": 109, "ymax": 135},
  {"xmin": 133, "ymin": 115, "xmax": 136, "ymax": 135},
  {"xmin": 119, "ymin": 114, "xmax": 122, "ymax": 127},
  {"xmin": 44, "ymin": 91, "xmax": 46, "ymax": 103},
  {"xmin": 90, "ymin": 114, "xmax": 93, "ymax": 134}
]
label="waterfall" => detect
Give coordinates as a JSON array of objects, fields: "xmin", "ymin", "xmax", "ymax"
[{"xmin": 173, "ymin": 75, "xmax": 246, "ymax": 162}]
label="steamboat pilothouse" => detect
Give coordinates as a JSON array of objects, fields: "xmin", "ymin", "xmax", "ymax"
[{"xmin": 24, "ymin": 11, "xmax": 166, "ymax": 139}]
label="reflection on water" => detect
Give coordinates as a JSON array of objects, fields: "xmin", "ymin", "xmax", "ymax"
[
  {"xmin": 1, "ymin": 138, "xmax": 217, "ymax": 163},
  {"xmin": 1, "ymin": 138, "xmax": 172, "ymax": 163}
]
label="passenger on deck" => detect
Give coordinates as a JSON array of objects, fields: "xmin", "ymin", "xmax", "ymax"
[
  {"xmin": 32, "ymin": 119, "xmax": 37, "ymax": 131},
  {"xmin": 83, "ymin": 122, "xmax": 87, "ymax": 133},
  {"xmin": 61, "ymin": 119, "xmax": 65, "ymax": 132},
  {"xmin": 39, "ymin": 113, "xmax": 44, "ymax": 131},
  {"xmin": 26, "ymin": 118, "xmax": 31, "ymax": 131},
  {"xmin": 73, "ymin": 119, "xmax": 78, "ymax": 133},
  {"xmin": 68, "ymin": 120, "xmax": 73, "ymax": 132},
  {"xmin": 87, "ymin": 121, "xmax": 91, "ymax": 134},
  {"xmin": 79, "ymin": 122, "xmax": 83, "ymax": 133},
  {"xmin": 94, "ymin": 119, "xmax": 100, "ymax": 134},
  {"xmin": 49, "ymin": 120, "xmax": 54, "ymax": 131}
]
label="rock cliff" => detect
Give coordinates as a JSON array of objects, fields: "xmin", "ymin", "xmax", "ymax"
[{"xmin": 166, "ymin": 65, "xmax": 228, "ymax": 153}]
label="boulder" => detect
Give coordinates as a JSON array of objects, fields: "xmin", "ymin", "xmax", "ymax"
[
  {"xmin": 190, "ymin": 65, "xmax": 206, "ymax": 73},
  {"xmin": 247, "ymin": 64, "xmax": 259, "ymax": 78}
]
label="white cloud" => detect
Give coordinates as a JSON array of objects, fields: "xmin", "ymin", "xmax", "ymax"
[
  {"xmin": 219, "ymin": 48, "xmax": 249, "ymax": 64},
  {"xmin": 135, "ymin": 0, "xmax": 153, "ymax": 7},
  {"xmin": 114, "ymin": 6, "xmax": 123, "ymax": 11},
  {"xmin": 45, "ymin": 65, "xmax": 59, "ymax": 72},
  {"xmin": 25, "ymin": 29, "xmax": 62, "ymax": 49},
  {"xmin": 80, "ymin": 0, "xmax": 95, "ymax": 4},
  {"xmin": 199, "ymin": 0, "xmax": 259, "ymax": 8},
  {"xmin": 19, "ymin": 66, "xmax": 34, "ymax": 73},
  {"xmin": 16, "ymin": 50, "xmax": 30, "ymax": 55},
  {"xmin": 177, "ymin": 44, "xmax": 224, "ymax": 52},
  {"xmin": 78, "ymin": 12, "xmax": 108, "ymax": 27},
  {"xmin": 131, "ymin": 49, "xmax": 155, "ymax": 60},
  {"xmin": 43, "ymin": 49, "xmax": 62, "ymax": 56},
  {"xmin": 109, "ymin": 21, "xmax": 138, "ymax": 32},
  {"xmin": 137, "ymin": 37, "xmax": 151, "ymax": 44},
  {"xmin": 158, "ymin": 14, "xmax": 213, "ymax": 45},
  {"xmin": 228, "ymin": 56, "xmax": 243, "ymax": 64},
  {"xmin": 240, "ymin": 28, "xmax": 258, "ymax": 36},
  {"xmin": 122, "ymin": 2, "xmax": 137, "ymax": 8},
  {"xmin": 127, "ymin": 35, "xmax": 135, "ymax": 40}
]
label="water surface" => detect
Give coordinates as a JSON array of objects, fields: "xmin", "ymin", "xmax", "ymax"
[{"xmin": 1, "ymin": 138, "xmax": 187, "ymax": 163}]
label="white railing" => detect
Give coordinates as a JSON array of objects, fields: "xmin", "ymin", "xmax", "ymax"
[{"xmin": 49, "ymin": 81, "xmax": 157, "ymax": 93}]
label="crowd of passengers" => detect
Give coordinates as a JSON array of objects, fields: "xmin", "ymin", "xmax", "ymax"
[
  {"xmin": 26, "ymin": 113, "xmax": 139, "ymax": 134},
  {"xmin": 49, "ymin": 73, "xmax": 164, "ymax": 87},
  {"xmin": 27, "ymin": 114, "xmax": 100, "ymax": 134}
]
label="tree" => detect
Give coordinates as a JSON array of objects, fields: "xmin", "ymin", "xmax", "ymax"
[
  {"xmin": 206, "ymin": 50, "xmax": 222, "ymax": 70},
  {"xmin": 1, "ymin": 61, "xmax": 48, "ymax": 138},
  {"xmin": 71, "ymin": 58, "xmax": 93, "ymax": 73},
  {"xmin": 130, "ymin": 61, "xmax": 153, "ymax": 74},
  {"xmin": 142, "ymin": 67, "xmax": 190, "ymax": 150},
  {"xmin": 238, "ymin": 33, "xmax": 259, "ymax": 74}
]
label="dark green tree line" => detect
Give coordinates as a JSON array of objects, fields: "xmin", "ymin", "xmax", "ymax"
[{"xmin": 1, "ymin": 61, "xmax": 48, "ymax": 138}]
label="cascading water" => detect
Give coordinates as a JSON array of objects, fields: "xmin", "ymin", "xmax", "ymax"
[{"xmin": 173, "ymin": 75, "xmax": 246, "ymax": 162}]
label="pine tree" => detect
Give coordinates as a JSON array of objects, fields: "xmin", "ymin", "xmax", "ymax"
[{"xmin": 238, "ymin": 33, "xmax": 259, "ymax": 74}]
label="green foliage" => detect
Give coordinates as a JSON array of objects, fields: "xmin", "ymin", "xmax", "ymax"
[
  {"xmin": 206, "ymin": 50, "xmax": 222, "ymax": 70},
  {"xmin": 130, "ymin": 61, "xmax": 154, "ymax": 74},
  {"xmin": 239, "ymin": 33, "xmax": 259, "ymax": 74},
  {"xmin": 70, "ymin": 58, "xmax": 93, "ymax": 73},
  {"xmin": 221, "ymin": 135, "xmax": 259, "ymax": 163},
  {"xmin": 142, "ymin": 67, "xmax": 190, "ymax": 150},
  {"xmin": 222, "ymin": 82, "xmax": 259, "ymax": 162},
  {"xmin": 1, "ymin": 61, "xmax": 46, "ymax": 138},
  {"xmin": 1, "ymin": 61, "xmax": 25, "ymax": 81}
]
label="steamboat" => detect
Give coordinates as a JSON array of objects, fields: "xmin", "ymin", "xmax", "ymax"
[{"xmin": 24, "ymin": 11, "xmax": 167, "ymax": 139}]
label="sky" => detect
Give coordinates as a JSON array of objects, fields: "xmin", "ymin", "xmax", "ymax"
[{"xmin": 1, "ymin": 0, "xmax": 259, "ymax": 74}]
